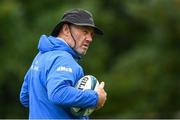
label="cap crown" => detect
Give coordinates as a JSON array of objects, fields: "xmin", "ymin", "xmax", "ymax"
[{"xmin": 62, "ymin": 9, "xmax": 95, "ymax": 26}]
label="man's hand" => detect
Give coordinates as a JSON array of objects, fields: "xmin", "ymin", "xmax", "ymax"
[{"xmin": 95, "ymin": 82, "xmax": 107, "ymax": 110}]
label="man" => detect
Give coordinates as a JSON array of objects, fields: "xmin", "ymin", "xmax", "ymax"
[{"xmin": 19, "ymin": 8, "xmax": 107, "ymax": 119}]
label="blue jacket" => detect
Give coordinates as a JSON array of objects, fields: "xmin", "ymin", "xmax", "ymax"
[{"xmin": 19, "ymin": 35, "xmax": 98, "ymax": 119}]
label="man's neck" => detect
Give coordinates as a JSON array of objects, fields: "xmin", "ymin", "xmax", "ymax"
[{"xmin": 56, "ymin": 37, "xmax": 69, "ymax": 46}]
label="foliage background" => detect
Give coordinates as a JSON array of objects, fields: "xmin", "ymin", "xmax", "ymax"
[{"xmin": 0, "ymin": 0, "xmax": 179, "ymax": 119}]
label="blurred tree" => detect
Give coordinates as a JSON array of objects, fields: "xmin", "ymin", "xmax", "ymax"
[{"xmin": 90, "ymin": 0, "xmax": 180, "ymax": 119}]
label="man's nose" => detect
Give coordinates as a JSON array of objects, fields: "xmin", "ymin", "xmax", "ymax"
[{"xmin": 86, "ymin": 34, "xmax": 93, "ymax": 42}]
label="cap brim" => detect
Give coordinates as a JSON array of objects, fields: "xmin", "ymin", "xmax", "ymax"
[
  {"xmin": 72, "ymin": 23, "xmax": 103, "ymax": 35},
  {"xmin": 51, "ymin": 22, "xmax": 63, "ymax": 37},
  {"xmin": 51, "ymin": 22, "xmax": 103, "ymax": 37},
  {"xmin": 94, "ymin": 27, "xmax": 103, "ymax": 35}
]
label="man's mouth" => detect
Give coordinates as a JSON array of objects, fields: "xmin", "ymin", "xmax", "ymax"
[{"xmin": 83, "ymin": 44, "xmax": 89, "ymax": 49}]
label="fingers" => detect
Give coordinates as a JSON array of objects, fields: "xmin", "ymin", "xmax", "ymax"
[
  {"xmin": 99, "ymin": 81, "xmax": 105, "ymax": 88},
  {"xmin": 95, "ymin": 81, "xmax": 107, "ymax": 110}
]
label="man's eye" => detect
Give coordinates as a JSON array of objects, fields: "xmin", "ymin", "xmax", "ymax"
[{"xmin": 83, "ymin": 31, "xmax": 88, "ymax": 34}]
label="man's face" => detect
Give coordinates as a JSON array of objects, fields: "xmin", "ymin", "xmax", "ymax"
[{"xmin": 69, "ymin": 25, "xmax": 94, "ymax": 55}]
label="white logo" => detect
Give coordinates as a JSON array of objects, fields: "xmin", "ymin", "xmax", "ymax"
[
  {"xmin": 31, "ymin": 60, "xmax": 39, "ymax": 71},
  {"xmin": 56, "ymin": 66, "xmax": 72, "ymax": 73},
  {"xmin": 31, "ymin": 65, "xmax": 39, "ymax": 71}
]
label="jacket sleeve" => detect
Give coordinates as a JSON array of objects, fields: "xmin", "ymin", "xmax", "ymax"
[
  {"xmin": 46, "ymin": 55, "xmax": 98, "ymax": 108},
  {"xmin": 19, "ymin": 70, "xmax": 29, "ymax": 108}
]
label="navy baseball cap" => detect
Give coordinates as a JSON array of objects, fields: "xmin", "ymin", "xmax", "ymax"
[{"xmin": 51, "ymin": 8, "xmax": 103, "ymax": 37}]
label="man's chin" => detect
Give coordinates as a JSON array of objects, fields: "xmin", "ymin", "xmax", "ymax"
[
  {"xmin": 81, "ymin": 52, "xmax": 87, "ymax": 55},
  {"xmin": 78, "ymin": 50, "xmax": 87, "ymax": 56}
]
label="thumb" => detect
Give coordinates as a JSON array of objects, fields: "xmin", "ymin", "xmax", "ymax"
[{"xmin": 99, "ymin": 82, "xmax": 105, "ymax": 88}]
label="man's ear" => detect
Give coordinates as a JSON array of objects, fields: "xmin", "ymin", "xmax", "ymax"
[{"xmin": 61, "ymin": 24, "xmax": 70, "ymax": 36}]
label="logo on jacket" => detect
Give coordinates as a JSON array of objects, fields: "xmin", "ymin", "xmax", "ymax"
[
  {"xmin": 56, "ymin": 66, "xmax": 72, "ymax": 73},
  {"xmin": 30, "ymin": 60, "xmax": 39, "ymax": 71}
]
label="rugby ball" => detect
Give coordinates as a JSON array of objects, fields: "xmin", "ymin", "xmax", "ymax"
[{"xmin": 71, "ymin": 75, "xmax": 99, "ymax": 116}]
